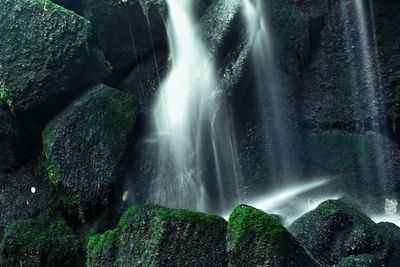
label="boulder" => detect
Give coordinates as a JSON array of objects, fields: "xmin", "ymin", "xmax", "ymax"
[
  {"xmin": 0, "ymin": 0, "xmax": 110, "ymax": 111},
  {"xmin": 0, "ymin": 154, "xmax": 55, "ymax": 229},
  {"xmin": 289, "ymin": 199, "xmax": 400, "ymax": 266},
  {"xmin": 87, "ymin": 205, "xmax": 228, "ymax": 266},
  {"xmin": 226, "ymin": 205, "xmax": 319, "ymax": 267},
  {"xmin": 42, "ymin": 84, "xmax": 136, "ymax": 213},
  {"xmin": 119, "ymin": 48, "xmax": 169, "ymax": 113},
  {"xmin": 79, "ymin": 0, "xmax": 167, "ymax": 81},
  {"xmin": 0, "ymin": 217, "xmax": 82, "ymax": 266}
]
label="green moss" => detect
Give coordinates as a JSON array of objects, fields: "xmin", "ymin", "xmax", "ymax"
[
  {"xmin": 337, "ymin": 254, "xmax": 377, "ymax": 267},
  {"xmin": 0, "ymin": 217, "xmax": 79, "ymax": 265},
  {"xmin": 87, "ymin": 229, "xmax": 116, "ymax": 266},
  {"xmin": 119, "ymin": 206, "xmax": 220, "ymax": 228},
  {"xmin": 44, "ymin": 151, "xmax": 60, "ymax": 184},
  {"xmin": 228, "ymin": 205, "xmax": 284, "ymax": 244}
]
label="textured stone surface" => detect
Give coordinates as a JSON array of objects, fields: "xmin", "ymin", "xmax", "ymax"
[
  {"xmin": 227, "ymin": 205, "xmax": 318, "ymax": 267},
  {"xmin": 0, "ymin": 0, "xmax": 110, "ymax": 111},
  {"xmin": 79, "ymin": 0, "xmax": 167, "ymax": 80},
  {"xmin": 289, "ymin": 199, "xmax": 400, "ymax": 266},
  {"xmin": 42, "ymin": 84, "xmax": 136, "ymax": 210},
  {"xmin": 87, "ymin": 205, "xmax": 228, "ymax": 267},
  {"xmin": 0, "ymin": 217, "xmax": 82, "ymax": 267}
]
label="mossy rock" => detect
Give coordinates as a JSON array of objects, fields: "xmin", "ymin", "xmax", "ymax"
[
  {"xmin": 289, "ymin": 199, "xmax": 399, "ymax": 266},
  {"xmin": 226, "ymin": 205, "xmax": 319, "ymax": 267},
  {"xmin": 87, "ymin": 229, "xmax": 117, "ymax": 267},
  {"xmin": 0, "ymin": 0, "xmax": 110, "ymax": 111},
  {"xmin": 42, "ymin": 84, "xmax": 136, "ymax": 215},
  {"xmin": 0, "ymin": 217, "xmax": 82, "ymax": 266},
  {"xmin": 336, "ymin": 254, "xmax": 378, "ymax": 267},
  {"xmin": 87, "ymin": 205, "xmax": 228, "ymax": 266}
]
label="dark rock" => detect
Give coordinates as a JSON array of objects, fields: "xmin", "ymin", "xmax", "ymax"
[
  {"xmin": 336, "ymin": 254, "xmax": 378, "ymax": 267},
  {"xmin": 377, "ymin": 222, "xmax": 400, "ymax": 266},
  {"xmin": 42, "ymin": 84, "xmax": 136, "ymax": 214},
  {"xmin": 0, "ymin": 217, "xmax": 82, "ymax": 266},
  {"xmin": 87, "ymin": 205, "xmax": 228, "ymax": 267},
  {"xmin": 79, "ymin": 0, "xmax": 167, "ymax": 81},
  {"xmin": 226, "ymin": 205, "xmax": 319, "ymax": 267},
  {"xmin": 304, "ymin": 130, "xmax": 400, "ymax": 203},
  {"xmin": 119, "ymin": 48, "xmax": 169, "ymax": 113},
  {"xmin": 297, "ymin": 0, "xmax": 398, "ymax": 132},
  {"xmin": 375, "ymin": 0, "xmax": 400, "ymax": 134},
  {"xmin": 0, "ymin": 0, "xmax": 110, "ymax": 111},
  {"xmin": 0, "ymin": 154, "xmax": 53, "ymax": 229},
  {"xmin": 289, "ymin": 199, "xmax": 399, "ymax": 266},
  {"xmin": 0, "ymin": 103, "xmax": 32, "ymax": 172}
]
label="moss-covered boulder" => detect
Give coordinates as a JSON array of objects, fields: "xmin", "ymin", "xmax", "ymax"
[
  {"xmin": 289, "ymin": 199, "xmax": 399, "ymax": 266},
  {"xmin": 0, "ymin": 0, "xmax": 110, "ymax": 111},
  {"xmin": 87, "ymin": 205, "xmax": 228, "ymax": 266},
  {"xmin": 226, "ymin": 205, "xmax": 319, "ymax": 267},
  {"xmin": 0, "ymin": 217, "xmax": 82, "ymax": 266},
  {"xmin": 42, "ymin": 84, "xmax": 136, "ymax": 213},
  {"xmin": 87, "ymin": 229, "xmax": 117, "ymax": 267}
]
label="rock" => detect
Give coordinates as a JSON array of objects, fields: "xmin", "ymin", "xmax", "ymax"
[
  {"xmin": 119, "ymin": 47, "xmax": 169, "ymax": 113},
  {"xmin": 0, "ymin": 154, "xmax": 55, "ymax": 229},
  {"xmin": 304, "ymin": 130, "xmax": 400, "ymax": 203},
  {"xmin": 0, "ymin": 103, "xmax": 32, "ymax": 172},
  {"xmin": 79, "ymin": 0, "xmax": 167, "ymax": 81},
  {"xmin": 375, "ymin": 0, "xmax": 400, "ymax": 134},
  {"xmin": 377, "ymin": 222, "xmax": 400, "ymax": 266},
  {"xmin": 336, "ymin": 254, "xmax": 378, "ymax": 267},
  {"xmin": 42, "ymin": 84, "xmax": 136, "ymax": 213},
  {"xmin": 226, "ymin": 205, "xmax": 319, "ymax": 267},
  {"xmin": 87, "ymin": 205, "xmax": 228, "ymax": 266},
  {"xmin": 0, "ymin": 0, "xmax": 110, "ymax": 111},
  {"xmin": 296, "ymin": 0, "xmax": 399, "ymax": 131},
  {"xmin": 0, "ymin": 217, "xmax": 82, "ymax": 266},
  {"xmin": 87, "ymin": 229, "xmax": 117, "ymax": 267},
  {"xmin": 289, "ymin": 199, "xmax": 399, "ymax": 266}
]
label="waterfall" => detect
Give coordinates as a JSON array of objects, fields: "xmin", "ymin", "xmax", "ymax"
[
  {"xmin": 242, "ymin": 0, "xmax": 302, "ymax": 184},
  {"xmin": 147, "ymin": 0, "xmax": 216, "ymax": 210},
  {"xmin": 140, "ymin": 0, "xmax": 241, "ymax": 212},
  {"xmin": 340, "ymin": 0, "xmax": 393, "ymax": 197}
]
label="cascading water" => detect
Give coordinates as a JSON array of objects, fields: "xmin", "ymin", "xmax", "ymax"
[
  {"xmin": 148, "ymin": 0, "xmax": 217, "ymax": 210},
  {"xmin": 340, "ymin": 0, "xmax": 393, "ymax": 197},
  {"xmin": 242, "ymin": 0, "xmax": 303, "ymax": 185},
  {"xmin": 138, "ymin": 0, "xmax": 242, "ymax": 213}
]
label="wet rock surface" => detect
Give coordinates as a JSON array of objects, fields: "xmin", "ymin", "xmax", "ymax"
[
  {"xmin": 289, "ymin": 199, "xmax": 400, "ymax": 266},
  {"xmin": 87, "ymin": 205, "xmax": 228, "ymax": 267},
  {"xmin": 42, "ymin": 84, "xmax": 136, "ymax": 212},
  {"xmin": 0, "ymin": 0, "xmax": 109, "ymax": 111},
  {"xmin": 226, "ymin": 205, "xmax": 319, "ymax": 267}
]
